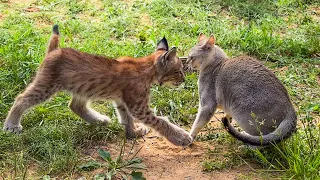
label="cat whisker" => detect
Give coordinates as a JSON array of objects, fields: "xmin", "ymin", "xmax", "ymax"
[{"xmin": 187, "ymin": 63, "xmax": 192, "ymax": 72}]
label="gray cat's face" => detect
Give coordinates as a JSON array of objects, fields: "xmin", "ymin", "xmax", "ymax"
[{"xmin": 187, "ymin": 34, "xmax": 215, "ymax": 70}]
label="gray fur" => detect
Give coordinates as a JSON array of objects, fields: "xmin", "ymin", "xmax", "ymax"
[{"xmin": 188, "ymin": 35, "xmax": 297, "ymax": 146}]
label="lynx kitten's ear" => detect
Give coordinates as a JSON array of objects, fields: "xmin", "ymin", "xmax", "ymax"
[
  {"xmin": 198, "ymin": 33, "xmax": 207, "ymax": 42},
  {"xmin": 201, "ymin": 35, "xmax": 215, "ymax": 50},
  {"xmin": 163, "ymin": 47, "xmax": 177, "ymax": 65},
  {"xmin": 156, "ymin": 37, "xmax": 169, "ymax": 51}
]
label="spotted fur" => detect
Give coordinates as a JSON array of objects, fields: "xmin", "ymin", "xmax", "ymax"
[{"xmin": 3, "ymin": 25, "xmax": 192, "ymax": 146}]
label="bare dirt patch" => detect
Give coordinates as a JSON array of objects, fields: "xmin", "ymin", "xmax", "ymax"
[
  {"xmin": 141, "ymin": 13, "xmax": 152, "ymax": 27},
  {"xmin": 76, "ymin": 136, "xmax": 264, "ymax": 179},
  {"xmin": 128, "ymin": 134, "xmax": 263, "ymax": 180},
  {"xmin": 76, "ymin": 114, "xmax": 272, "ymax": 179},
  {"xmin": 309, "ymin": 6, "xmax": 320, "ymax": 22},
  {"xmin": 24, "ymin": 6, "xmax": 40, "ymax": 12},
  {"xmin": 273, "ymin": 66, "xmax": 288, "ymax": 76}
]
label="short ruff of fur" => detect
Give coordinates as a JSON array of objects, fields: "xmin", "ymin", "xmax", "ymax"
[
  {"xmin": 3, "ymin": 25, "xmax": 192, "ymax": 146},
  {"xmin": 187, "ymin": 34, "xmax": 297, "ymax": 146}
]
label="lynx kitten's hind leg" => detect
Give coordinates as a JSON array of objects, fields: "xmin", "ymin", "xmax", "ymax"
[
  {"xmin": 69, "ymin": 96, "xmax": 111, "ymax": 124},
  {"xmin": 114, "ymin": 102, "xmax": 149, "ymax": 138},
  {"xmin": 3, "ymin": 82, "xmax": 58, "ymax": 133}
]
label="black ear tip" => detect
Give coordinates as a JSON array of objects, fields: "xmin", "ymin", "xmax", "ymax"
[
  {"xmin": 160, "ymin": 36, "xmax": 168, "ymax": 44},
  {"xmin": 156, "ymin": 36, "xmax": 169, "ymax": 51},
  {"xmin": 53, "ymin": 24, "xmax": 59, "ymax": 35}
]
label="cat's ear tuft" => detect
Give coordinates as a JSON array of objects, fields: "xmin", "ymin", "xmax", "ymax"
[
  {"xmin": 198, "ymin": 33, "xmax": 207, "ymax": 42},
  {"xmin": 202, "ymin": 35, "xmax": 215, "ymax": 50},
  {"xmin": 156, "ymin": 37, "xmax": 169, "ymax": 51},
  {"xmin": 162, "ymin": 47, "xmax": 177, "ymax": 65}
]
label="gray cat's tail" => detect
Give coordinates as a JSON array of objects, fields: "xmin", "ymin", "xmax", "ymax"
[
  {"xmin": 223, "ymin": 110, "xmax": 297, "ymax": 146},
  {"xmin": 47, "ymin": 24, "xmax": 60, "ymax": 54}
]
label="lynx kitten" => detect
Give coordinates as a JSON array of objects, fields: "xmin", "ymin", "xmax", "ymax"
[{"xmin": 3, "ymin": 25, "xmax": 192, "ymax": 146}]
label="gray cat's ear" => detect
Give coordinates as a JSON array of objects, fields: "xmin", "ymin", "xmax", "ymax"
[
  {"xmin": 201, "ymin": 35, "xmax": 215, "ymax": 50},
  {"xmin": 198, "ymin": 33, "xmax": 207, "ymax": 42},
  {"xmin": 156, "ymin": 37, "xmax": 169, "ymax": 51},
  {"xmin": 162, "ymin": 47, "xmax": 177, "ymax": 65}
]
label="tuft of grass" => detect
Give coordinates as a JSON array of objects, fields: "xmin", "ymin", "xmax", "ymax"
[
  {"xmin": 248, "ymin": 102, "xmax": 320, "ymax": 179},
  {"xmin": 78, "ymin": 138, "xmax": 146, "ymax": 180}
]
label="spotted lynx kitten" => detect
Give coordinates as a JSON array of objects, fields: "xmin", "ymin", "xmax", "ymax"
[
  {"xmin": 3, "ymin": 25, "xmax": 192, "ymax": 146},
  {"xmin": 187, "ymin": 34, "xmax": 297, "ymax": 146}
]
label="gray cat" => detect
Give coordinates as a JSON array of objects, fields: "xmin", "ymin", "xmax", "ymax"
[{"xmin": 186, "ymin": 34, "xmax": 297, "ymax": 146}]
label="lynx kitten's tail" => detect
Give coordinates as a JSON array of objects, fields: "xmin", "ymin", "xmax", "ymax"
[
  {"xmin": 223, "ymin": 110, "xmax": 297, "ymax": 146},
  {"xmin": 47, "ymin": 24, "xmax": 60, "ymax": 54}
]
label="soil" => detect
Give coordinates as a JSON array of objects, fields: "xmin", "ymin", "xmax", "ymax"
[{"xmin": 76, "ymin": 114, "xmax": 271, "ymax": 180}]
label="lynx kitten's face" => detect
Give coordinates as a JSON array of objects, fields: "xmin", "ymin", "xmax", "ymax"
[
  {"xmin": 161, "ymin": 56, "xmax": 185, "ymax": 87},
  {"xmin": 156, "ymin": 47, "xmax": 185, "ymax": 87}
]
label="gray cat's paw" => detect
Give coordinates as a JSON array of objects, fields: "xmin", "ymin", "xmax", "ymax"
[
  {"xmin": 3, "ymin": 123, "xmax": 23, "ymax": 134},
  {"xmin": 126, "ymin": 124, "xmax": 150, "ymax": 139},
  {"xmin": 167, "ymin": 127, "xmax": 193, "ymax": 147}
]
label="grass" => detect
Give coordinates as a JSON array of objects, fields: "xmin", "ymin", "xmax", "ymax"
[
  {"xmin": 78, "ymin": 138, "xmax": 146, "ymax": 180},
  {"xmin": 0, "ymin": 0, "xmax": 319, "ymax": 179}
]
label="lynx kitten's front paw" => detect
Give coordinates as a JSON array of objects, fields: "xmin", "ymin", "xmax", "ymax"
[
  {"xmin": 3, "ymin": 122, "xmax": 23, "ymax": 134},
  {"xmin": 126, "ymin": 123, "xmax": 150, "ymax": 139},
  {"xmin": 167, "ymin": 126, "xmax": 193, "ymax": 146}
]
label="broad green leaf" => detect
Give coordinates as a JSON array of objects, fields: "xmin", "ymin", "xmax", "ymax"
[
  {"xmin": 78, "ymin": 161, "xmax": 102, "ymax": 171},
  {"xmin": 128, "ymin": 157, "xmax": 142, "ymax": 164},
  {"xmin": 127, "ymin": 162, "xmax": 147, "ymax": 170},
  {"xmin": 98, "ymin": 149, "xmax": 112, "ymax": 162},
  {"xmin": 130, "ymin": 171, "xmax": 146, "ymax": 180}
]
